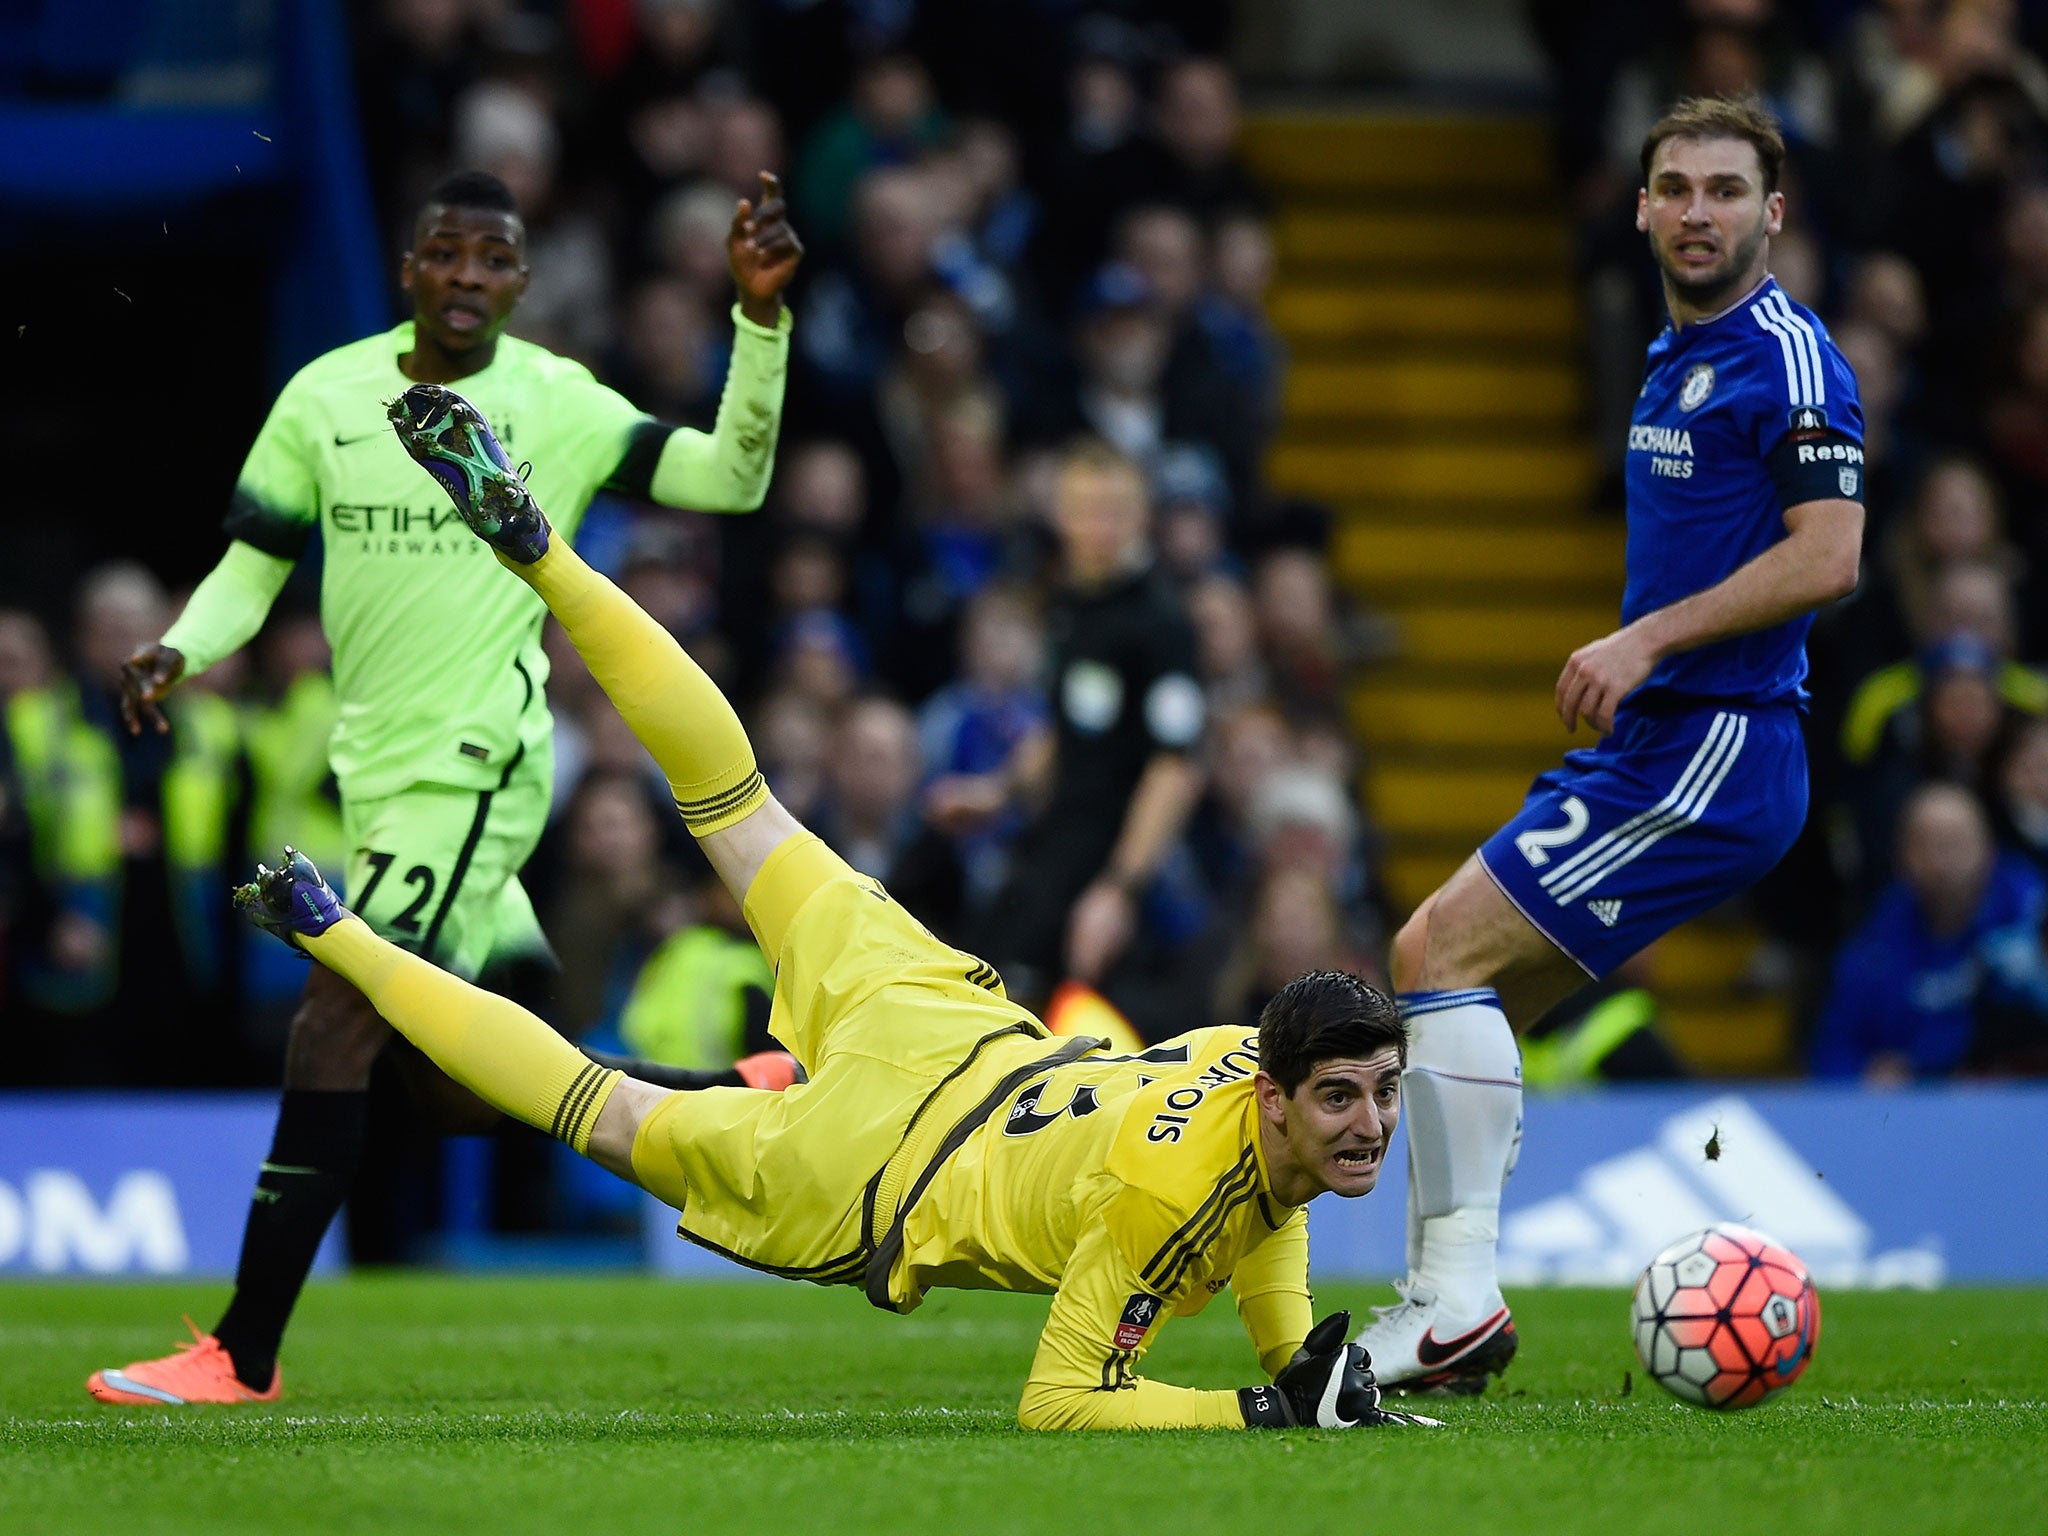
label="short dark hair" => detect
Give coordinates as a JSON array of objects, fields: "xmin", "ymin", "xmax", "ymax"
[
  {"xmin": 421, "ymin": 170, "xmax": 520, "ymax": 217},
  {"xmin": 1257, "ymin": 970, "xmax": 1407, "ymax": 1094},
  {"xmin": 1639, "ymin": 93, "xmax": 1786, "ymax": 195}
]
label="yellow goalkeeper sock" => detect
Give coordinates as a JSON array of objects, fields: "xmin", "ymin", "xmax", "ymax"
[
  {"xmin": 303, "ymin": 917, "xmax": 620, "ymax": 1154},
  {"xmin": 517, "ymin": 541, "xmax": 767, "ymax": 836}
]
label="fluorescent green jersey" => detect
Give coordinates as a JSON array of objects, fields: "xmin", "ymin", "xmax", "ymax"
[{"xmin": 173, "ymin": 311, "xmax": 787, "ymax": 801}]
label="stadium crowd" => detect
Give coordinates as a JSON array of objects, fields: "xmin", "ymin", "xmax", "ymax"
[
  {"xmin": 0, "ymin": 0, "xmax": 1391, "ymax": 1099},
  {"xmin": 2, "ymin": 0, "xmax": 2046, "ymax": 1103}
]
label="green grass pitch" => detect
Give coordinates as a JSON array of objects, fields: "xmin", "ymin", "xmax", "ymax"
[{"xmin": 3, "ymin": 1277, "xmax": 2044, "ymax": 1536}]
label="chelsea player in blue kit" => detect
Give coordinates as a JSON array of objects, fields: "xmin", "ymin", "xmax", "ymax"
[{"xmin": 1357, "ymin": 95, "xmax": 1866, "ymax": 1392}]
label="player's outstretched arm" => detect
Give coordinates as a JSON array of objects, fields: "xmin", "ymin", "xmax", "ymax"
[
  {"xmin": 644, "ymin": 172, "xmax": 802, "ymax": 514},
  {"xmin": 1555, "ymin": 496, "xmax": 1862, "ymax": 734},
  {"xmin": 123, "ymin": 541, "xmax": 294, "ymax": 734},
  {"xmin": 1017, "ymin": 1216, "xmax": 1435, "ymax": 1430}
]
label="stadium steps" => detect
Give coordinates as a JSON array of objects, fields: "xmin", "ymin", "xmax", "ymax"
[{"xmin": 1243, "ymin": 111, "xmax": 1793, "ymax": 1074}]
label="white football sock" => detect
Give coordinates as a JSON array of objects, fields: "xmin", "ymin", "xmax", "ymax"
[{"xmin": 1397, "ymin": 988, "xmax": 1522, "ymax": 1319}]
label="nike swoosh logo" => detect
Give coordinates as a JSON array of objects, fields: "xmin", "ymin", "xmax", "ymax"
[
  {"xmin": 334, "ymin": 430, "xmax": 383, "ymax": 448},
  {"xmin": 1413, "ymin": 1309, "xmax": 1508, "ymax": 1368},
  {"xmin": 260, "ymin": 1161, "xmax": 320, "ymax": 1176}
]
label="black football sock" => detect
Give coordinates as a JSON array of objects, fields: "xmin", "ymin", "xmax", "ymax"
[
  {"xmin": 212, "ymin": 1088, "xmax": 368, "ymax": 1391},
  {"xmin": 580, "ymin": 1048, "xmax": 746, "ymax": 1091}
]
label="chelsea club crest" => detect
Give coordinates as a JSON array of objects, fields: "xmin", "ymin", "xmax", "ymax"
[{"xmin": 1680, "ymin": 362, "xmax": 1716, "ymax": 411}]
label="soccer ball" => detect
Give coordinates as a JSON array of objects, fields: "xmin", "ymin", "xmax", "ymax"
[{"xmin": 1630, "ymin": 1223, "xmax": 1821, "ymax": 1409}]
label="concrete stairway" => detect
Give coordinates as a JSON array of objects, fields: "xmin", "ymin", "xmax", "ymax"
[{"xmin": 1240, "ymin": 113, "xmax": 1792, "ymax": 1073}]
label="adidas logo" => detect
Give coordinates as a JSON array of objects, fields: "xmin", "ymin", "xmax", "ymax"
[
  {"xmin": 1496, "ymin": 1095, "xmax": 1944, "ymax": 1288},
  {"xmin": 1587, "ymin": 898, "xmax": 1622, "ymax": 927}
]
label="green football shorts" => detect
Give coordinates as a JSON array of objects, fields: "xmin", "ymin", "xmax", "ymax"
[{"xmin": 340, "ymin": 747, "xmax": 552, "ymax": 981}]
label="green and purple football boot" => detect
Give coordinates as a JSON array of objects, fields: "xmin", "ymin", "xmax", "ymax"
[
  {"xmin": 386, "ymin": 383, "xmax": 552, "ymax": 563},
  {"xmin": 234, "ymin": 847, "xmax": 347, "ymax": 948}
]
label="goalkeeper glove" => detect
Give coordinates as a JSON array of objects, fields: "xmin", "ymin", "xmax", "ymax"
[{"xmin": 1238, "ymin": 1311, "xmax": 1444, "ymax": 1428}]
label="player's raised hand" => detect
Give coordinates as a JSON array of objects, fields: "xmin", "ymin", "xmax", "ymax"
[
  {"xmin": 1555, "ymin": 623, "xmax": 1660, "ymax": 736},
  {"xmin": 729, "ymin": 171, "xmax": 803, "ymax": 326},
  {"xmin": 119, "ymin": 642, "xmax": 185, "ymax": 736}
]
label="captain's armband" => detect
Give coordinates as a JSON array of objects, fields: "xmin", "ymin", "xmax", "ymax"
[{"xmin": 1767, "ymin": 410, "xmax": 1864, "ymax": 510}]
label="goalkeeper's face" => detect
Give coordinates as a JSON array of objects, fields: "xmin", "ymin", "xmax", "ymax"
[
  {"xmin": 1637, "ymin": 134, "xmax": 1784, "ymax": 309},
  {"xmin": 402, "ymin": 206, "xmax": 530, "ymax": 354},
  {"xmin": 1264, "ymin": 1048, "xmax": 1404, "ymax": 1201}
]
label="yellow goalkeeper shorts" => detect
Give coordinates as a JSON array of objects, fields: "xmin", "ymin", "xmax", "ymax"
[{"xmin": 629, "ymin": 832, "xmax": 1049, "ymax": 1283}]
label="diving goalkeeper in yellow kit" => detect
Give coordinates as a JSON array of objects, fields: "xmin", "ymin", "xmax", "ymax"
[{"xmin": 235, "ymin": 425, "xmax": 1438, "ymax": 1432}]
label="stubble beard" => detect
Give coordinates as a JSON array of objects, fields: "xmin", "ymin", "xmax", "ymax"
[{"xmin": 1657, "ymin": 216, "xmax": 1769, "ymax": 313}]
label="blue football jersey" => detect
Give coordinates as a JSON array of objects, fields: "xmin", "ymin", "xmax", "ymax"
[{"xmin": 1622, "ymin": 276, "xmax": 1863, "ymax": 706}]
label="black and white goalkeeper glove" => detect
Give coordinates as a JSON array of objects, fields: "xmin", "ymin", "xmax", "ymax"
[{"xmin": 1239, "ymin": 1311, "xmax": 1444, "ymax": 1428}]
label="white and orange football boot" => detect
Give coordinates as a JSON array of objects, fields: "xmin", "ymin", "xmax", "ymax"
[{"xmin": 87, "ymin": 1322, "xmax": 280, "ymax": 1406}]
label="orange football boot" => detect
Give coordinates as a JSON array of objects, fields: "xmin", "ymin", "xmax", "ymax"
[{"xmin": 86, "ymin": 1321, "xmax": 280, "ymax": 1406}]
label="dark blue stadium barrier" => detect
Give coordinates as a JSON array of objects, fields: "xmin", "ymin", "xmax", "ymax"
[
  {"xmin": 0, "ymin": 1094, "xmax": 344, "ymax": 1277},
  {"xmin": 645, "ymin": 1084, "xmax": 2048, "ymax": 1286},
  {"xmin": 8, "ymin": 1084, "xmax": 2031, "ymax": 1283}
]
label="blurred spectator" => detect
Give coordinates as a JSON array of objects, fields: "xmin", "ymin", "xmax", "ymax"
[
  {"xmin": 1813, "ymin": 782, "xmax": 2048, "ymax": 1080},
  {"xmin": 615, "ymin": 873, "xmax": 774, "ymax": 1072},
  {"xmin": 705, "ymin": 96, "xmax": 787, "ymax": 201},
  {"xmin": 10, "ymin": 566, "xmax": 242, "ymax": 1082},
  {"xmin": 0, "ymin": 610, "xmax": 52, "ymax": 700},
  {"xmin": 1841, "ymin": 557, "xmax": 2048, "ymax": 781},
  {"xmin": 918, "ymin": 585, "xmax": 1048, "ymax": 900},
  {"xmin": 940, "ymin": 442, "xmax": 1205, "ymax": 1019},
  {"xmin": 1841, "ymin": 632, "xmax": 2027, "ymax": 895},
  {"xmin": 877, "ymin": 289, "xmax": 1001, "ymax": 521},
  {"xmin": 774, "ymin": 608, "xmax": 868, "ymax": 711},
  {"xmin": 1187, "ymin": 702, "xmax": 1293, "ymax": 907},
  {"xmin": 801, "ymin": 168, "xmax": 944, "ymax": 399},
  {"xmin": 933, "ymin": 118, "xmax": 1039, "ymax": 280},
  {"xmin": 649, "ymin": 180, "xmax": 741, "ymax": 298},
  {"xmin": 1136, "ymin": 57, "xmax": 1271, "ymax": 225},
  {"xmin": 1886, "ymin": 70, "xmax": 2048, "ymax": 419},
  {"xmin": 815, "ymin": 695, "xmax": 963, "ymax": 935},
  {"xmin": 1214, "ymin": 864, "xmax": 1365, "ymax": 1025},
  {"xmin": 1859, "ymin": 456, "xmax": 2020, "ymax": 662},
  {"xmin": 541, "ymin": 769, "xmax": 693, "ymax": 1043},
  {"xmin": 455, "ymin": 80, "xmax": 614, "ymax": 358},
  {"xmin": 753, "ymin": 688, "xmax": 832, "ymax": 823},
  {"xmin": 1187, "ymin": 572, "xmax": 1270, "ymax": 714},
  {"xmin": 1197, "ymin": 209, "xmax": 1286, "ymax": 430},
  {"xmin": 603, "ymin": 0, "xmax": 738, "ymax": 243},
  {"xmin": 889, "ymin": 395, "xmax": 1035, "ymax": 698},
  {"xmin": 1033, "ymin": 43, "xmax": 1147, "ymax": 301},
  {"xmin": 1996, "ymin": 713, "xmax": 2048, "ymax": 875},
  {"xmin": 796, "ymin": 54, "xmax": 949, "ymax": 255},
  {"xmin": 1030, "ymin": 261, "xmax": 1256, "ymax": 508},
  {"xmin": 1247, "ymin": 760, "xmax": 1388, "ymax": 965},
  {"xmin": 1252, "ymin": 546, "xmax": 1344, "ymax": 714},
  {"xmin": 608, "ymin": 275, "xmax": 723, "ymax": 421},
  {"xmin": 354, "ymin": 0, "xmax": 488, "ymax": 231},
  {"xmin": 611, "ymin": 0, "xmax": 732, "ymax": 110},
  {"xmin": 1152, "ymin": 443, "xmax": 1234, "ymax": 584}
]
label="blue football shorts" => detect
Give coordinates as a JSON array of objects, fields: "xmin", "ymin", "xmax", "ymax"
[{"xmin": 1476, "ymin": 700, "xmax": 1807, "ymax": 977}]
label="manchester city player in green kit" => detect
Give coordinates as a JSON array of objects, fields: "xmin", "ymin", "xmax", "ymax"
[{"xmin": 86, "ymin": 169, "xmax": 803, "ymax": 1406}]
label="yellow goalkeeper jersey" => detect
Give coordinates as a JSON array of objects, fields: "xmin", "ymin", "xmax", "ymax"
[{"xmin": 891, "ymin": 1024, "xmax": 1314, "ymax": 1430}]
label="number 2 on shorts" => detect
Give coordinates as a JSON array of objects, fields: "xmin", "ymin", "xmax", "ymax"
[{"xmin": 1514, "ymin": 795, "xmax": 1589, "ymax": 868}]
